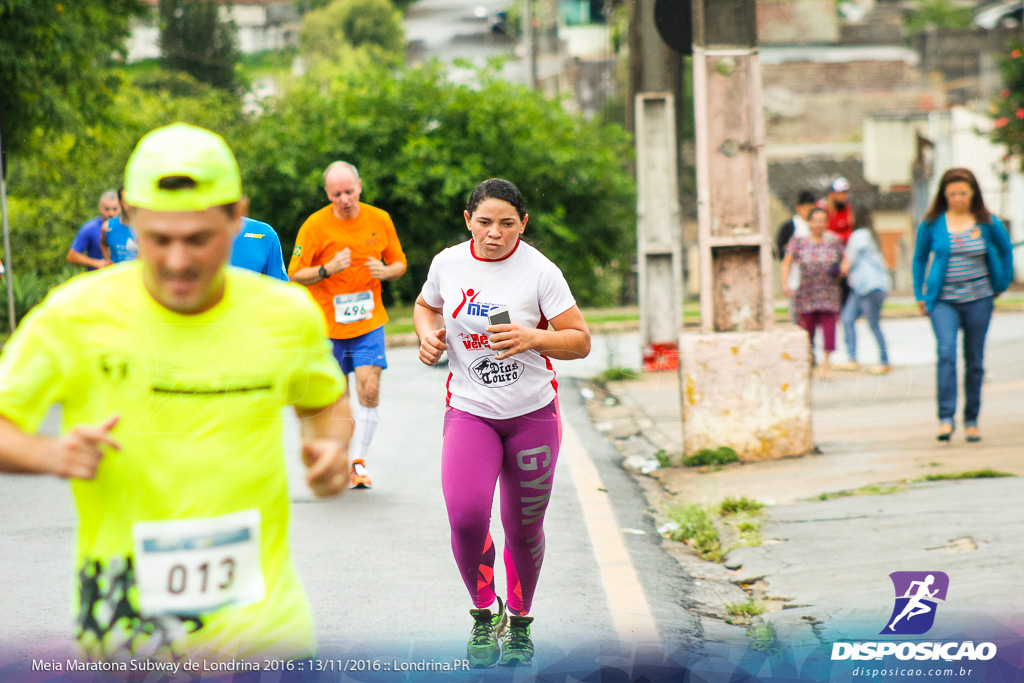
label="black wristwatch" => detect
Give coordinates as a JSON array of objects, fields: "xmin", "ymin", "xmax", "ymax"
[{"xmin": 318, "ymin": 265, "xmax": 328, "ymax": 279}]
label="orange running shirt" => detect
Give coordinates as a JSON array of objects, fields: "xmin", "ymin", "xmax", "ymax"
[{"xmin": 289, "ymin": 203, "xmax": 406, "ymax": 339}]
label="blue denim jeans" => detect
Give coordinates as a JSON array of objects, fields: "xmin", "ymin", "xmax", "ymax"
[
  {"xmin": 841, "ymin": 289, "xmax": 889, "ymax": 364},
  {"xmin": 929, "ymin": 296, "xmax": 994, "ymax": 427}
]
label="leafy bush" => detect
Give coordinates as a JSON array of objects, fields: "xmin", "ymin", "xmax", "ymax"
[{"xmin": 236, "ymin": 61, "xmax": 636, "ymax": 306}]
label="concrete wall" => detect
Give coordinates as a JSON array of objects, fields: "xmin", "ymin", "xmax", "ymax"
[
  {"xmin": 759, "ymin": 47, "xmax": 945, "ymax": 146},
  {"xmin": 756, "ymin": 0, "xmax": 839, "ymax": 45},
  {"xmin": 863, "ymin": 114, "xmax": 929, "ymax": 188},
  {"xmin": 680, "ymin": 327, "xmax": 813, "ymax": 461}
]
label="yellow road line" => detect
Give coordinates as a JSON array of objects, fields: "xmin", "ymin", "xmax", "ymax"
[{"xmin": 561, "ymin": 417, "xmax": 661, "ymax": 644}]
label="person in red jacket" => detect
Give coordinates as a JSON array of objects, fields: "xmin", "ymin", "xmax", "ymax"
[{"xmin": 826, "ymin": 177, "xmax": 854, "ymax": 244}]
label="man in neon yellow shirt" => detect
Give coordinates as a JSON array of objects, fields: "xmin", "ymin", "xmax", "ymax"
[{"xmin": 0, "ymin": 123, "xmax": 351, "ymax": 662}]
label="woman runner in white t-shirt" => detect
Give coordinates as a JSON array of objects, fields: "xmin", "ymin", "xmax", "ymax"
[{"xmin": 413, "ymin": 179, "xmax": 591, "ymax": 668}]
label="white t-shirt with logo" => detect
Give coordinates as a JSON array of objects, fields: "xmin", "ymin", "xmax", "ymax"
[{"xmin": 420, "ymin": 239, "xmax": 577, "ymax": 419}]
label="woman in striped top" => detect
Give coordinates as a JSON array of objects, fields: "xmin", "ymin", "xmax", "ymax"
[{"xmin": 912, "ymin": 168, "xmax": 1014, "ymax": 443}]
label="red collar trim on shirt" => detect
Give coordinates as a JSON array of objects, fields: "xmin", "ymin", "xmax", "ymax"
[{"xmin": 470, "ymin": 239, "xmax": 520, "ymax": 262}]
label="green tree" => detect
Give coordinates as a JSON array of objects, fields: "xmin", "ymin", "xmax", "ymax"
[
  {"xmin": 0, "ymin": 0, "xmax": 147, "ymax": 155},
  {"xmin": 905, "ymin": 0, "xmax": 972, "ymax": 34},
  {"xmin": 299, "ymin": 0, "xmax": 405, "ymax": 67},
  {"xmin": 236, "ymin": 61, "xmax": 636, "ymax": 306},
  {"xmin": 3, "ymin": 71, "xmax": 243, "ymax": 284},
  {"xmin": 159, "ymin": 0, "xmax": 244, "ymax": 94}
]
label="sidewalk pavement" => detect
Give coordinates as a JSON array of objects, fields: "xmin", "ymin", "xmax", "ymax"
[{"xmin": 584, "ymin": 312, "xmax": 1024, "ymax": 648}]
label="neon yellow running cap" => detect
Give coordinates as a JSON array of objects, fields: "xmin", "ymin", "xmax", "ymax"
[{"xmin": 124, "ymin": 122, "xmax": 242, "ymax": 211}]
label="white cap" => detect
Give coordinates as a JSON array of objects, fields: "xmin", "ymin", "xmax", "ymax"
[{"xmin": 831, "ymin": 177, "xmax": 851, "ymax": 193}]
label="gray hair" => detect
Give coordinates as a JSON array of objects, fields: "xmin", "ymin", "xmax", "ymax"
[
  {"xmin": 99, "ymin": 190, "xmax": 119, "ymax": 203},
  {"xmin": 323, "ymin": 161, "xmax": 360, "ymax": 185}
]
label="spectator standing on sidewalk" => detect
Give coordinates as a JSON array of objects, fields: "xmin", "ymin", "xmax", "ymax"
[
  {"xmin": 825, "ymin": 177, "xmax": 854, "ymax": 244},
  {"xmin": 775, "ymin": 190, "xmax": 816, "ymax": 322},
  {"xmin": 781, "ymin": 207, "xmax": 843, "ymax": 373},
  {"xmin": 826, "ymin": 177, "xmax": 855, "ymax": 309},
  {"xmin": 913, "ymin": 167, "xmax": 1014, "ymax": 443},
  {"xmin": 834, "ymin": 206, "xmax": 891, "ymax": 374}
]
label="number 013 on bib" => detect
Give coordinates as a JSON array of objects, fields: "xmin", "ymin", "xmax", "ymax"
[
  {"xmin": 333, "ymin": 291, "xmax": 374, "ymax": 324},
  {"xmin": 132, "ymin": 509, "xmax": 266, "ymax": 616}
]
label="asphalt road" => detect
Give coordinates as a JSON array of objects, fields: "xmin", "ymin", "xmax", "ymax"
[{"xmin": 0, "ymin": 342, "xmax": 701, "ymax": 676}]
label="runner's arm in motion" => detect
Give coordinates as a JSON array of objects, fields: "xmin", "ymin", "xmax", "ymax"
[
  {"xmin": 487, "ymin": 305, "xmax": 591, "ymax": 362},
  {"xmin": 0, "ymin": 414, "xmax": 121, "ymax": 479},
  {"xmin": 364, "ymin": 257, "xmax": 406, "ymax": 282},
  {"xmin": 296, "ymin": 397, "xmax": 353, "ymax": 497},
  {"xmin": 413, "ymin": 295, "xmax": 447, "ymax": 366},
  {"xmin": 291, "ymin": 248, "xmax": 353, "ymax": 285},
  {"xmin": 67, "ymin": 249, "xmax": 110, "ymax": 270}
]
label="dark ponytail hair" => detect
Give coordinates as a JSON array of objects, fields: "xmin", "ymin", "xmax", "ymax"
[{"xmin": 466, "ymin": 179, "xmax": 527, "ymax": 220}]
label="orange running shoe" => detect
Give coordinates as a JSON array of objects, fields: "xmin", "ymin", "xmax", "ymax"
[{"xmin": 350, "ymin": 459, "xmax": 372, "ymax": 489}]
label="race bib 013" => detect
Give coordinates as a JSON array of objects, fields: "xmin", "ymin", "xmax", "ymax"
[{"xmin": 132, "ymin": 509, "xmax": 265, "ymax": 617}]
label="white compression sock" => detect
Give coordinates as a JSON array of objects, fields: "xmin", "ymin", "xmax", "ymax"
[{"xmin": 351, "ymin": 404, "xmax": 380, "ymax": 463}]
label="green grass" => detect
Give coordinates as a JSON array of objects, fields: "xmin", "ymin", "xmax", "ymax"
[
  {"xmin": 654, "ymin": 449, "xmax": 672, "ymax": 468},
  {"xmin": 593, "ymin": 366, "xmax": 640, "ymax": 384},
  {"xmin": 663, "ymin": 503, "xmax": 725, "ymax": 562},
  {"xmin": 718, "ymin": 496, "xmax": 764, "ymax": 516},
  {"xmin": 815, "ymin": 483, "xmax": 904, "ymax": 501},
  {"xmin": 725, "ymin": 600, "xmax": 766, "ymax": 624},
  {"xmin": 719, "ymin": 496, "xmax": 764, "ymax": 547},
  {"xmin": 918, "ymin": 468, "xmax": 1014, "ymax": 481},
  {"xmin": 748, "ymin": 622, "xmax": 783, "ymax": 655},
  {"xmin": 684, "ymin": 446, "xmax": 739, "ymax": 467}
]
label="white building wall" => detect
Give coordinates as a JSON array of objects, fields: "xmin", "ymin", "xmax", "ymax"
[{"xmin": 863, "ymin": 115, "xmax": 928, "ymax": 188}]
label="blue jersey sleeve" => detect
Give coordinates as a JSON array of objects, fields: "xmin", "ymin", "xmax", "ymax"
[{"xmin": 265, "ymin": 229, "xmax": 289, "ymax": 281}]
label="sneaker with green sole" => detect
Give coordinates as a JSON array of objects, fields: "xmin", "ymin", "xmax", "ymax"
[
  {"xmin": 499, "ymin": 615, "xmax": 535, "ymax": 666},
  {"xmin": 466, "ymin": 596, "xmax": 507, "ymax": 668}
]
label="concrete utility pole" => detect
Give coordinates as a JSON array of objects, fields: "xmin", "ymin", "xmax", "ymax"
[
  {"xmin": 523, "ymin": 0, "xmax": 538, "ymax": 89},
  {"xmin": 680, "ymin": 0, "xmax": 813, "ymax": 461},
  {"xmin": 631, "ymin": 0, "xmax": 686, "ymax": 370},
  {"xmin": 635, "ymin": 93, "xmax": 683, "ymax": 364}
]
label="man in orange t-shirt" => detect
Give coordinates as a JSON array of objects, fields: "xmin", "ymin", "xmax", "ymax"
[{"xmin": 289, "ymin": 161, "xmax": 407, "ymax": 489}]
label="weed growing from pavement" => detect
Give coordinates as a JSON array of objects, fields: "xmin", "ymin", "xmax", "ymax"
[
  {"xmin": 719, "ymin": 496, "xmax": 764, "ymax": 547},
  {"xmin": 718, "ymin": 496, "xmax": 764, "ymax": 515},
  {"xmin": 814, "ymin": 483, "xmax": 905, "ymax": 501},
  {"xmin": 684, "ymin": 446, "xmax": 739, "ymax": 467},
  {"xmin": 918, "ymin": 468, "xmax": 1014, "ymax": 481},
  {"xmin": 654, "ymin": 449, "xmax": 672, "ymax": 468},
  {"xmin": 812, "ymin": 470, "xmax": 1015, "ymax": 501},
  {"xmin": 747, "ymin": 622, "xmax": 783, "ymax": 656},
  {"xmin": 725, "ymin": 600, "xmax": 766, "ymax": 625},
  {"xmin": 592, "ymin": 366, "xmax": 640, "ymax": 386},
  {"xmin": 663, "ymin": 503, "xmax": 725, "ymax": 562},
  {"xmin": 663, "ymin": 496, "xmax": 767, "ymax": 561}
]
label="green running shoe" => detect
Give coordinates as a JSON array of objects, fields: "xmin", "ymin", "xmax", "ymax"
[
  {"xmin": 499, "ymin": 615, "xmax": 535, "ymax": 666},
  {"xmin": 466, "ymin": 596, "xmax": 507, "ymax": 668}
]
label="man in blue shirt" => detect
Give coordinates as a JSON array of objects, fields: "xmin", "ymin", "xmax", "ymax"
[
  {"xmin": 231, "ymin": 217, "xmax": 288, "ymax": 281},
  {"xmin": 106, "ymin": 207, "xmax": 287, "ymax": 282},
  {"xmin": 68, "ymin": 190, "xmax": 120, "ymax": 271}
]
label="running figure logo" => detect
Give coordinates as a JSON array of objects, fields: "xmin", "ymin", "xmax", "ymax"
[{"xmin": 882, "ymin": 571, "xmax": 949, "ymax": 635}]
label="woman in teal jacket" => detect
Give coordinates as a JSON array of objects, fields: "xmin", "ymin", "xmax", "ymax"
[{"xmin": 913, "ymin": 168, "xmax": 1014, "ymax": 443}]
